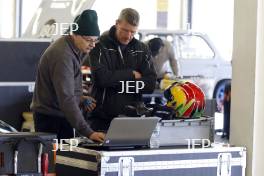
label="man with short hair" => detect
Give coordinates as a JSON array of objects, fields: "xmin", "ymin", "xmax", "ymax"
[
  {"xmin": 147, "ymin": 37, "xmax": 179, "ymax": 80},
  {"xmin": 31, "ymin": 10, "xmax": 105, "ymax": 142},
  {"xmin": 89, "ymin": 8, "xmax": 157, "ymax": 131}
]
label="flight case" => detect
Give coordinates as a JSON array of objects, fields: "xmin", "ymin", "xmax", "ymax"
[
  {"xmin": 0, "ymin": 132, "xmax": 56, "ymax": 175},
  {"xmin": 56, "ymin": 146, "xmax": 246, "ymax": 176}
]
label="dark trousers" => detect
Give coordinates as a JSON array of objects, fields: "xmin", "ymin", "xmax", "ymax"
[
  {"xmin": 33, "ymin": 112, "xmax": 74, "ymax": 140},
  {"xmin": 223, "ymin": 101, "xmax": 230, "ymax": 138},
  {"xmin": 88, "ymin": 118, "xmax": 111, "ymax": 132},
  {"xmin": 88, "ymin": 109, "xmax": 113, "ymax": 132}
]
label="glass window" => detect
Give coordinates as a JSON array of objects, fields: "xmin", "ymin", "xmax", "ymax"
[{"xmin": 176, "ymin": 35, "xmax": 214, "ymax": 60}]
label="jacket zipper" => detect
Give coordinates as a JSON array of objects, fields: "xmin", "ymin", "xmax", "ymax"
[
  {"xmin": 102, "ymin": 88, "xmax": 106, "ymax": 105},
  {"xmin": 117, "ymin": 46, "xmax": 125, "ymax": 65},
  {"xmin": 98, "ymin": 48, "xmax": 102, "ymax": 63},
  {"xmin": 98, "ymin": 48, "xmax": 106, "ymax": 105}
]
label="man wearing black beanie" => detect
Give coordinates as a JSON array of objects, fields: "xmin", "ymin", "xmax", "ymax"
[{"xmin": 31, "ymin": 10, "xmax": 105, "ymax": 142}]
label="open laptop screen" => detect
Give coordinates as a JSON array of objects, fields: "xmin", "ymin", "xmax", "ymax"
[{"xmin": 103, "ymin": 117, "xmax": 160, "ymax": 148}]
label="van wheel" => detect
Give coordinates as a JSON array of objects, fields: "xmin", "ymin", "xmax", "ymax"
[{"xmin": 213, "ymin": 80, "xmax": 230, "ymax": 112}]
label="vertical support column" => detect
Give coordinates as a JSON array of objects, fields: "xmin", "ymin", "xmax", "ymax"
[
  {"xmin": 187, "ymin": 0, "xmax": 192, "ymax": 29},
  {"xmin": 232, "ymin": 0, "xmax": 264, "ymax": 176},
  {"xmin": 15, "ymin": 0, "xmax": 22, "ymax": 37},
  {"xmin": 253, "ymin": 1, "xmax": 264, "ymax": 175},
  {"xmin": 156, "ymin": 0, "xmax": 168, "ymax": 28}
]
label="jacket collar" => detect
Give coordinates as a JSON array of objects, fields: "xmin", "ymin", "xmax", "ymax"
[
  {"xmin": 66, "ymin": 35, "xmax": 80, "ymax": 54},
  {"xmin": 101, "ymin": 25, "xmax": 137, "ymax": 47},
  {"xmin": 65, "ymin": 35, "xmax": 86, "ymax": 63}
]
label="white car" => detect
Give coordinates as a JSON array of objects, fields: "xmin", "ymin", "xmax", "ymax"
[{"xmin": 138, "ymin": 29, "xmax": 232, "ymax": 111}]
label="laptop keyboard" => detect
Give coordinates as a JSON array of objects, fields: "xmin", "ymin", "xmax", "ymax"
[{"xmin": 74, "ymin": 137, "xmax": 102, "ymax": 145}]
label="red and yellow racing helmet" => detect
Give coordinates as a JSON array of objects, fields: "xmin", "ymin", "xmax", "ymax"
[{"xmin": 164, "ymin": 81, "xmax": 205, "ymax": 118}]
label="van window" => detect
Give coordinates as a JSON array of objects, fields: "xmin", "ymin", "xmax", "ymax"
[{"xmin": 176, "ymin": 35, "xmax": 214, "ymax": 60}]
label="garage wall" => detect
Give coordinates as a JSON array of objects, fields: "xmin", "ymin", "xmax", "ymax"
[{"xmin": 0, "ymin": 40, "xmax": 50, "ymax": 130}]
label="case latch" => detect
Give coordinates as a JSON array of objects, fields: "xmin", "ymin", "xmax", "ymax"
[
  {"xmin": 118, "ymin": 157, "xmax": 134, "ymax": 176},
  {"xmin": 217, "ymin": 153, "xmax": 232, "ymax": 176}
]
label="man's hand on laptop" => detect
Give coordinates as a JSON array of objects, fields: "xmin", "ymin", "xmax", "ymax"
[{"xmin": 89, "ymin": 132, "xmax": 105, "ymax": 143}]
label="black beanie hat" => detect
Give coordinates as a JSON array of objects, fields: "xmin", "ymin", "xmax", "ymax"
[{"xmin": 73, "ymin": 9, "xmax": 100, "ymax": 36}]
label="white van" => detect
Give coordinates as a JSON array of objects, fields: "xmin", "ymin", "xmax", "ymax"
[{"xmin": 138, "ymin": 29, "xmax": 232, "ymax": 111}]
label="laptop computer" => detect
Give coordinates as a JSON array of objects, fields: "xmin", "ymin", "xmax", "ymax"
[{"xmin": 81, "ymin": 117, "xmax": 160, "ymax": 149}]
